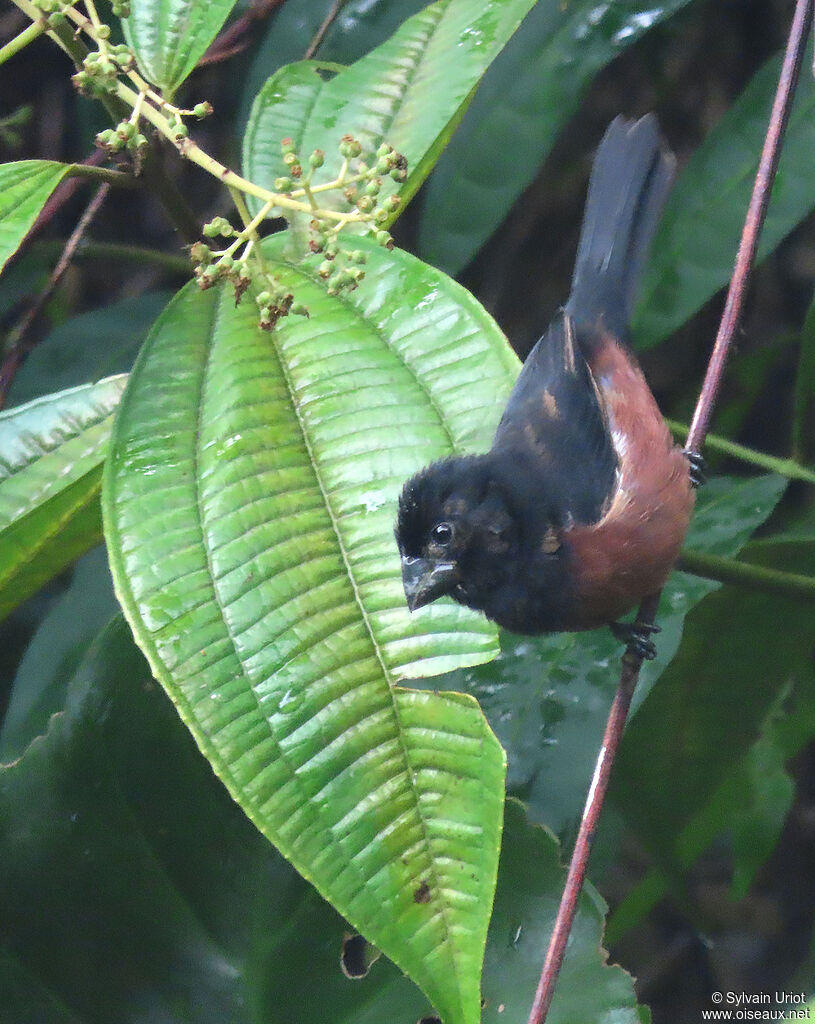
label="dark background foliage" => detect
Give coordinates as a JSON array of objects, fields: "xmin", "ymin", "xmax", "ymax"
[{"xmin": 2, "ymin": 1, "xmax": 814, "ymax": 1021}]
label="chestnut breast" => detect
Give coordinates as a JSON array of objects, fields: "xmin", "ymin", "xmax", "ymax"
[{"xmin": 564, "ymin": 332, "xmax": 694, "ymax": 629}]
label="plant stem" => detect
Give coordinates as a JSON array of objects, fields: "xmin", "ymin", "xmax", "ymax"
[
  {"xmin": 685, "ymin": 0, "xmax": 813, "ymax": 457},
  {"xmin": 67, "ymin": 163, "xmax": 140, "ymax": 188},
  {"xmin": 667, "ymin": 419, "xmax": 815, "ymax": 486},
  {"xmin": 528, "ymin": 592, "xmax": 660, "ymax": 1024},
  {"xmin": 528, "ymin": 2, "xmax": 815, "ymax": 1020},
  {"xmin": 0, "ymin": 184, "xmax": 111, "ymax": 409},
  {"xmin": 0, "ymin": 17, "xmax": 44, "ymax": 65},
  {"xmin": 304, "ymin": 0, "xmax": 346, "ymax": 59},
  {"xmin": 677, "ymin": 549, "xmax": 815, "ymax": 601},
  {"xmin": 32, "ymin": 239, "xmax": 191, "ymax": 275}
]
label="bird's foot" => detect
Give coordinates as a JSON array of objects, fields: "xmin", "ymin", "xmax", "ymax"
[
  {"xmin": 610, "ymin": 620, "xmax": 660, "ymax": 661},
  {"xmin": 683, "ymin": 449, "xmax": 706, "ymax": 488}
]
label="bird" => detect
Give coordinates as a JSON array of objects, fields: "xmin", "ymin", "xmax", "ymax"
[{"xmin": 395, "ymin": 115, "xmax": 696, "ymax": 653}]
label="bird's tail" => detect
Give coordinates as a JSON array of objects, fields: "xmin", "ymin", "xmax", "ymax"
[{"xmin": 565, "ymin": 114, "xmax": 675, "ymax": 339}]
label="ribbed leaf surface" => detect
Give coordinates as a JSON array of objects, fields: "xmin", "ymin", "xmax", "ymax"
[
  {"xmin": 243, "ymin": 0, "xmax": 537, "ymax": 219},
  {"xmin": 0, "ymin": 377, "xmax": 126, "ymax": 621},
  {"xmin": 418, "ymin": 0, "xmax": 694, "ymax": 275},
  {"xmin": 125, "ymin": 0, "xmax": 239, "ymax": 93},
  {"xmin": 0, "ymin": 160, "xmax": 70, "ymax": 274},
  {"xmin": 103, "ymin": 237, "xmax": 520, "ymax": 1024}
]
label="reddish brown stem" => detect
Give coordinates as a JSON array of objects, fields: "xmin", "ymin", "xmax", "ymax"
[
  {"xmin": 304, "ymin": 0, "xmax": 345, "ymax": 59},
  {"xmin": 527, "ymin": 2, "xmax": 814, "ymax": 1021},
  {"xmin": 686, "ymin": 0, "xmax": 813, "ymax": 456},
  {"xmin": 198, "ymin": 0, "xmax": 285, "ymax": 67},
  {"xmin": 0, "ymin": 184, "xmax": 110, "ymax": 410},
  {"xmin": 527, "ymin": 593, "xmax": 659, "ymax": 1024}
]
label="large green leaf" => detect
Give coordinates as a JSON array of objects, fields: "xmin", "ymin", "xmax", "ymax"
[
  {"xmin": 103, "ymin": 236, "xmax": 521, "ymax": 1024},
  {"xmin": 0, "ymin": 546, "xmax": 118, "ymax": 763},
  {"xmin": 485, "ymin": 802, "xmax": 646, "ymax": 1024},
  {"xmin": 0, "ymin": 617, "xmax": 645, "ymax": 1022},
  {"xmin": 607, "ymin": 663, "xmax": 815, "ymax": 944},
  {"xmin": 124, "ymin": 0, "xmax": 240, "ymax": 94},
  {"xmin": 611, "ymin": 529, "xmax": 815, "ymax": 870},
  {"xmin": 418, "ymin": 0, "xmax": 695, "ymax": 276},
  {"xmin": 7, "ymin": 291, "xmax": 170, "ymax": 408},
  {"xmin": 634, "ymin": 52, "xmax": 815, "ymax": 348},
  {"xmin": 0, "ymin": 160, "xmax": 70, "ymax": 274},
  {"xmin": 239, "ymin": 0, "xmax": 431, "ymax": 130},
  {"xmin": 242, "ymin": 0, "xmax": 537, "ymax": 223},
  {"xmin": 0, "ymin": 376, "xmax": 126, "ymax": 622},
  {"xmin": 412, "ymin": 474, "xmax": 787, "ymax": 837},
  {"xmin": 793, "ymin": 298, "xmax": 815, "ymax": 462}
]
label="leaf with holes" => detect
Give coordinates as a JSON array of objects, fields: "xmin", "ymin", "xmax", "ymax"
[
  {"xmin": 0, "ymin": 160, "xmax": 71, "ymax": 274},
  {"xmin": 242, "ymin": 0, "xmax": 537, "ymax": 224},
  {"xmin": 103, "ymin": 236, "xmax": 521, "ymax": 1024},
  {"xmin": 0, "ymin": 377, "xmax": 126, "ymax": 622}
]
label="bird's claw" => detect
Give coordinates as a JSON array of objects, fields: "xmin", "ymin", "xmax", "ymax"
[
  {"xmin": 610, "ymin": 620, "xmax": 660, "ymax": 660},
  {"xmin": 683, "ymin": 449, "xmax": 706, "ymax": 488}
]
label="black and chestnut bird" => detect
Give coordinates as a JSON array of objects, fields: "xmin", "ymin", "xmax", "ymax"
[{"xmin": 395, "ymin": 115, "xmax": 695, "ymax": 648}]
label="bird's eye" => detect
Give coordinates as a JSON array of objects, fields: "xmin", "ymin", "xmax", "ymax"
[{"xmin": 431, "ymin": 522, "xmax": 454, "ymax": 546}]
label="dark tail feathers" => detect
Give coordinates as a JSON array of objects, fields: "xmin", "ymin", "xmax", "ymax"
[{"xmin": 564, "ymin": 114, "xmax": 675, "ymax": 339}]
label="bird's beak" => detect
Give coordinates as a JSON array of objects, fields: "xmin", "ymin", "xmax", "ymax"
[{"xmin": 401, "ymin": 556, "xmax": 460, "ymax": 612}]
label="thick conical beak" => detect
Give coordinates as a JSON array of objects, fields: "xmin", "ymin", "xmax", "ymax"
[{"xmin": 401, "ymin": 556, "xmax": 459, "ymax": 611}]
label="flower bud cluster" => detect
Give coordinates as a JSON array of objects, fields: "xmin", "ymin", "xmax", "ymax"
[
  {"xmin": 297, "ymin": 137, "xmax": 406, "ymax": 296},
  {"xmin": 255, "ymin": 287, "xmax": 308, "ymax": 331},
  {"xmin": 72, "ymin": 44, "xmax": 134, "ymax": 97},
  {"xmin": 96, "ymin": 118, "xmax": 147, "ymax": 154},
  {"xmin": 189, "ymin": 133, "xmax": 408, "ymax": 330}
]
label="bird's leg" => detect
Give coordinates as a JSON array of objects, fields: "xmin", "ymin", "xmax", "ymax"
[
  {"xmin": 610, "ymin": 620, "xmax": 660, "ymax": 660},
  {"xmin": 683, "ymin": 448, "xmax": 706, "ymax": 488}
]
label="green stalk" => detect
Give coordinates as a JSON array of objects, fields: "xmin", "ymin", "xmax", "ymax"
[
  {"xmin": 667, "ymin": 419, "xmax": 815, "ymax": 485},
  {"xmin": 678, "ymin": 548, "xmax": 815, "ymax": 601},
  {"xmin": 0, "ymin": 19, "xmax": 45, "ymax": 66}
]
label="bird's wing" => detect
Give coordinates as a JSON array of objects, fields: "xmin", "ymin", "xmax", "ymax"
[{"xmin": 492, "ymin": 312, "xmax": 619, "ymax": 525}]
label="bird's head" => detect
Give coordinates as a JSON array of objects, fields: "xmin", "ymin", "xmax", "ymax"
[{"xmin": 394, "ymin": 455, "xmax": 518, "ymax": 613}]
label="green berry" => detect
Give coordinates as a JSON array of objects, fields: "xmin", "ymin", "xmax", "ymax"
[
  {"xmin": 193, "ymin": 102, "xmax": 213, "ymax": 119},
  {"xmin": 190, "ymin": 242, "xmax": 212, "ymax": 264},
  {"xmin": 356, "ymin": 196, "xmax": 374, "ymax": 213},
  {"xmin": 309, "ymin": 149, "xmax": 325, "ymax": 168},
  {"xmin": 365, "ymin": 179, "xmax": 381, "ymax": 197},
  {"xmin": 318, "ymin": 261, "xmax": 333, "ymax": 278},
  {"xmin": 375, "ymin": 230, "xmax": 393, "ymax": 250},
  {"xmin": 274, "ymin": 177, "xmax": 293, "ymax": 193},
  {"xmin": 339, "ymin": 135, "xmax": 362, "ymax": 158},
  {"xmin": 281, "ymin": 137, "xmax": 296, "ymax": 155}
]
